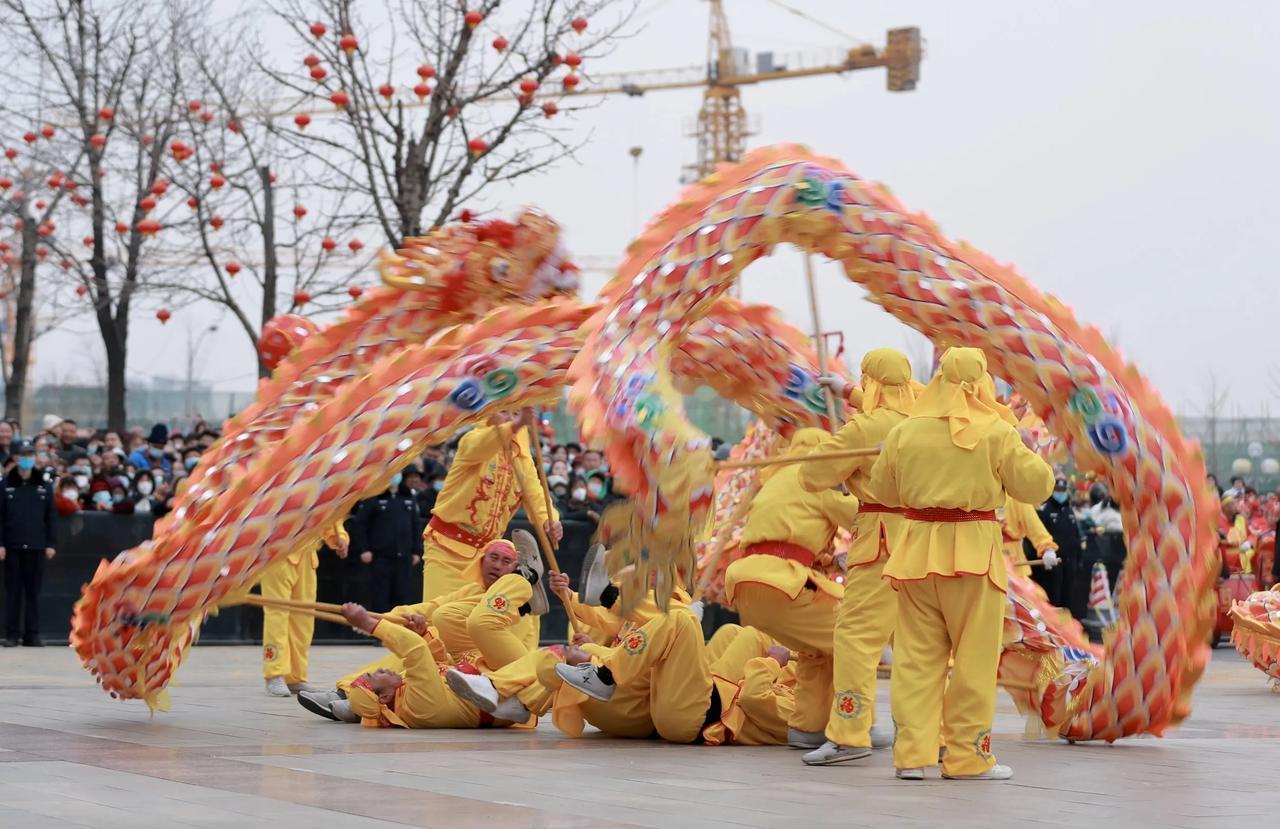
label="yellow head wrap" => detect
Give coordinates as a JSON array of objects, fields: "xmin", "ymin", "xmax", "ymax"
[
  {"xmin": 348, "ymin": 676, "xmax": 407, "ymax": 728},
  {"xmin": 911, "ymin": 348, "xmax": 1011, "ymax": 450},
  {"xmin": 859, "ymin": 348, "xmax": 916, "ymax": 416}
]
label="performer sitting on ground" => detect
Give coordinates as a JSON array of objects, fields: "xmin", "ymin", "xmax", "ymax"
[
  {"xmin": 866, "ymin": 347, "xmax": 1053, "ymax": 781},
  {"xmin": 259, "ymin": 521, "xmax": 349, "ymax": 697},
  {"xmin": 795, "ymin": 347, "xmax": 917, "ymax": 765},
  {"xmin": 722, "ymin": 427, "xmax": 860, "ymax": 749},
  {"xmin": 422, "ymin": 408, "xmax": 562, "ymax": 600},
  {"xmin": 302, "ymin": 601, "xmax": 532, "ymax": 729},
  {"xmin": 563, "ymin": 543, "xmax": 702, "ymax": 646}
]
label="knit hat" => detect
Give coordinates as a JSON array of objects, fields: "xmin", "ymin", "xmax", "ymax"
[
  {"xmin": 146, "ymin": 424, "xmax": 169, "ymax": 446},
  {"xmin": 42, "ymin": 414, "xmax": 64, "ymax": 433}
]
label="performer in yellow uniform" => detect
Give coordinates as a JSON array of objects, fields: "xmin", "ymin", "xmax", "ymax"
[
  {"xmin": 723, "ymin": 428, "xmax": 860, "ymax": 748},
  {"xmin": 260, "ymin": 522, "xmax": 349, "ymax": 697},
  {"xmin": 866, "ymin": 348, "xmax": 1054, "ymax": 781},
  {"xmin": 796, "ymin": 348, "xmax": 917, "ymax": 765},
  {"xmin": 1000, "ymin": 495, "xmax": 1059, "ymax": 572},
  {"xmin": 423, "ymin": 409, "xmax": 561, "ymax": 599}
]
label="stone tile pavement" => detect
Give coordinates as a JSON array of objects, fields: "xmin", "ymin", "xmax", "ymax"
[{"xmin": 1, "ymin": 644, "xmax": 1276, "ymax": 828}]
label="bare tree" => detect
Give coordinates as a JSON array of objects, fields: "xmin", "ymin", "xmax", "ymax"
[
  {"xmin": 1202, "ymin": 374, "xmax": 1230, "ymax": 479},
  {"xmin": 1, "ymin": 0, "xmax": 194, "ymax": 430},
  {"xmin": 265, "ymin": 0, "xmax": 632, "ymax": 248}
]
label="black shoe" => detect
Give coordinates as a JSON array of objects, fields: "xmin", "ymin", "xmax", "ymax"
[
  {"xmin": 2, "ymin": 639, "xmax": 18, "ymax": 648},
  {"xmin": 22, "ymin": 638, "xmax": 44, "ymax": 647}
]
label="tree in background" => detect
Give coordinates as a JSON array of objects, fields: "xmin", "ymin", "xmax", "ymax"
[{"xmin": 266, "ymin": 0, "xmax": 632, "ymax": 247}]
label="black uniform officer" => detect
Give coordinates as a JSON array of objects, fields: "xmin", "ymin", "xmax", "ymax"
[
  {"xmin": 2, "ymin": 440, "xmax": 57, "ymax": 646},
  {"xmin": 1035, "ymin": 476, "xmax": 1087, "ymax": 618},
  {"xmin": 347, "ymin": 474, "xmax": 425, "ymax": 611}
]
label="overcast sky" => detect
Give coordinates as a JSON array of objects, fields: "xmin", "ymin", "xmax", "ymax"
[{"xmin": 35, "ymin": 0, "xmax": 1280, "ymax": 418}]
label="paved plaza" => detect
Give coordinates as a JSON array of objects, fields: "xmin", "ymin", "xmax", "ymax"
[{"xmin": 0, "ymin": 643, "xmax": 1276, "ymax": 828}]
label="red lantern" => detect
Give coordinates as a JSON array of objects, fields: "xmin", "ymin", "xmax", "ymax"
[
  {"xmin": 139, "ymin": 195, "xmax": 157, "ymax": 212},
  {"xmin": 23, "ymin": 132, "xmax": 36, "ymax": 144},
  {"xmin": 35, "ymin": 247, "xmax": 47, "ymax": 259},
  {"xmin": 467, "ymin": 137, "xmax": 488, "ymax": 155},
  {"xmin": 310, "ymin": 65, "xmax": 327, "ymax": 81},
  {"xmin": 59, "ymin": 258, "xmax": 71, "ymax": 270},
  {"xmin": 564, "ymin": 52, "xmax": 582, "ymax": 68},
  {"xmin": 339, "ymin": 33, "xmax": 358, "ymax": 54},
  {"xmin": 199, "ymin": 110, "xmax": 215, "ymax": 124},
  {"xmin": 293, "ymin": 290, "xmax": 311, "ymax": 305},
  {"xmin": 3, "ymin": 148, "xmax": 15, "ymax": 160},
  {"xmin": 458, "ymin": 208, "xmax": 474, "ymax": 222},
  {"xmin": 541, "ymin": 101, "xmax": 558, "ymax": 118},
  {"xmin": 98, "ymin": 106, "xmax": 114, "ymax": 120},
  {"xmin": 209, "ymin": 215, "xmax": 224, "ymax": 230},
  {"xmin": 310, "ymin": 22, "xmax": 326, "ymax": 38},
  {"xmin": 34, "ymin": 200, "xmax": 46, "ymax": 210},
  {"xmin": 347, "ymin": 238, "xmax": 363, "ymax": 252},
  {"xmin": 227, "ymin": 120, "xmax": 242, "ymax": 134},
  {"xmin": 492, "ymin": 36, "xmax": 508, "ymax": 51},
  {"xmin": 417, "ymin": 64, "xmax": 436, "ymax": 79},
  {"xmin": 76, "ymin": 285, "xmax": 88, "ymax": 296},
  {"xmin": 447, "ymin": 106, "xmax": 460, "ymax": 119},
  {"xmin": 303, "ymin": 53, "xmax": 320, "ymax": 67},
  {"xmin": 137, "ymin": 218, "xmax": 161, "ymax": 236},
  {"xmin": 293, "ymin": 203, "xmax": 307, "ymax": 218},
  {"xmin": 321, "ymin": 236, "xmax": 336, "ymax": 252},
  {"xmin": 517, "ymin": 93, "xmax": 533, "ymax": 106},
  {"xmin": 347, "ymin": 285, "xmax": 363, "ymax": 299},
  {"xmin": 294, "ymin": 113, "xmax": 311, "ymax": 129},
  {"xmin": 0, "ymin": 243, "xmax": 8, "ymax": 253},
  {"xmin": 40, "ymin": 125, "xmax": 55, "ymax": 139},
  {"xmin": 210, "ymin": 174, "xmax": 226, "ymax": 190},
  {"xmin": 329, "ymin": 90, "xmax": 349, "ymax": 108},
  {"xmin": 37, "ymin": 221, "xmax": 54, "ymax": 237},
  {"xmin": 90, "ymin": 134, "xmax": 107, "ymax": 149},
  {"xmin": 571, "ymin": 16, "xmax": 588, "ymax": 33},
  {"xmin": 115, "ymin": 221, "xmax": 128, "ymax": 234},
  {"xmin": 156, "ymin": 308, "xmax": 171, "ymax": 324},
  {"xmin": 142, "ymin": 134, "xmax": 155, "ymax": 146},
  {"xmin": 82, "ymin": 236, "xmax": 93, "ymax": 247},
  {"xmin": 0, "ymin": 178, "xmax": 10, "ymax": 191},
  {"xmin": 188, "ymin": 100, "xmax": 203, "ymax": 112},
  {"xmin": 187, "ymin": 196, "xmax": 198, "ymax": 209},
  {"xmin": 562, "ymin": 74, "xmax": 580, "ymax": 90},
  {"xmin": 225, "ymin": 261, "xmax": 241, "ymax": 276},
  {"xmin": 463, "ymin": 10, "xmax": 484, "ymax": 28},
  {"xmin": 413, "ymin": 83, "xmax": 431, "ymax": 100},
  {"xmin": 378, "ymin": 83, "xmax": 395, "ymax": 99},
  {"xmin": 151, "ymin": 179, "xmax": 169, "ymax": 195},
  {"xmin": 71, "ymin": 194, "xmax": 88, "ymax": 207},
  {"xmin": 519, "ymin": 78, "xmax": 538, "ymax": 94}
]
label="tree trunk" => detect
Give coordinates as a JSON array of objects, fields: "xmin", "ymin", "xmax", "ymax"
[
  {"xmin": 4, "ymin": 218, "xmax": 38, "ymax": 422},
  {"xmin": 258, "ymin": 164, "xmax": 276, "ymax": 379}
]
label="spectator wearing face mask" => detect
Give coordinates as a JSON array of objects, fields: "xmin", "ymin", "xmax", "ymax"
[
  {"xmin": 557, "ymin": 475, "xmax": 601, "ymax": 527},
  {"xmin": 127, "ymin": 424, "xmax": 172, "ymax": 473},
  {"xmin": 1, "ymin": 440, "xmax": 57, "ymax": 647},
  {"xmin": 1033, "ymin": 477, "xmax": 1083, "ymax": 613},
  {"xmin": 347, "ymin": 472, "xmax": 426, "ymax": 611},
  {"xmin": 133, "ymin": 474, "xmax": 163, "ymax": 514},
  {"xmin": 107, "ymin": 478, "xmax": 135, "ymax": 515},
  {"xmin": 181, "ymin": 448, "xmax": 201, "ymax": 473},
  {"xmin": 88, "ymin": 479, "xmax": 114, "ymax": 512},
  {"xmin": 583, "ymin": 469, "xmax": 613, "ymax": 508},
  {"xmin": 54, "ymin": 476, "xmax": 82, "ymax": 515},
  {"xmin": 0, "ymin": 420, "xmax": 14, "ymax": 467}
]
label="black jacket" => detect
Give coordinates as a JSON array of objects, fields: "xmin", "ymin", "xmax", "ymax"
[
  {"xmin": 1036, "ymin": 497, "xmax": 1084, "ymax": 558},
  {"xmin": 348, "ymin": 488, "xmax": 424, "ymax": 559},
  {"xmin": 2, "ymin": 469, "xmax": 57, "ymax": 551}
]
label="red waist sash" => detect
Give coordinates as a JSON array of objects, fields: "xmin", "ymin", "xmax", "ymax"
[
  {"xmin": 860, "ymin": 503, "xmax": 905, "ymax": 515},
  {"xmin": 904, "ymin": 507, "xmax": 998, "ymax": 523},
  {"xmin": 428, "ymin": 516, "xmax": 492, "ymax": 549},
  {"xmin": 742, "ymin": 541, "xmax": 816, "ymax": 569}
]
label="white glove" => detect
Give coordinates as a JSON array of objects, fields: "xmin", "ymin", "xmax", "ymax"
[
  {"xmin": 818, "ymin": 374, "xmax": 848, "ymax": 395},
  {"xmin": 686, "ymin": 600, "xmax": 705, "ymax": 622},
  {"xmin": 1240, "ymin": 541, "xmax": 1254, "ymax": 553},
  {"xmin": 1041, "ymin": 550, "xmax": 1059, "ymax": 570}
]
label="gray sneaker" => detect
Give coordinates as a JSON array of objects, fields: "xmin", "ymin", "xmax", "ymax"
[
  {"xmin": 446, "ymin": 669, "xmax": 499, "ymax": 713},
  {"xmin": 329, "ymin": 699, "xmax": 360, "ymax": 723},
  {"xmin": 493, "ymin": 695, "xmax": 531, "ymax": 723},
  {"xmin": 870, "ymin": 723, "xmax": 895, "ymax": 749},
  {"xmin": 895, "ymin": 767, "xmax": 925, "ymax": 781},
  {"xmin": 512, "ymin": 530, "xmax": 549, "ymax": 616},
  {"xmin": 287, "ymin": 681, "xmax": 324, "ymax": 694},
  {"xmin": 297, "ymin": 689, "xmax": 342, "ymax": 721},
  {"xmin": 579, "ymin": 544, "xmax": 611, "ymax": 607},
  {"xmin": 265, "ymin": 676, "xmax": 291, "ymax": 697},
  {"xmin": 802, "ymin": 741, "xmax": 872, "ymax": 766},
  {"xmin": 554, "ymin": 662, "xmax": 615, "ymax": 701},
  {"xmin": 787, "ymin": 728, "xmax": 826, "ymax": 750},
  {"xmin": 943, "ymin": 764, "xmax": 1013, "ymax": 781}
]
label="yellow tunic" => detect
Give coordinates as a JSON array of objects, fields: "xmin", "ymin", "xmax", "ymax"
[
  {"xmin": 370, "ymin": 619, "xmax": 483, "ymax": 729},
  {"xmin": 868, "ymin": 418, "xmax": 1055, "ymax": 591},
  {"xmin": 1000, "ymin": 496, "xmax": 1056, "ymax": 567}
]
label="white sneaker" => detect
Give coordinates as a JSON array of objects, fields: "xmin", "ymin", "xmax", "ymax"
[
  {"xmin": 554, "ymin": 662, "xmax": 615, "ymax": 701},
  {"xmin": 492, "ymin": 695, "xmax": 531, "ymax": 723},
  {"xmin": 445, "ymin": 669, "xmax": 500, "ymax": 713},
  {"xmin": 265, "ymin": 676, "xmax": 291, "ymax": 697},
  {"xmin": 895, "ymin": 767, "xmax": 925, "ymax": 781},
  {"xmin": 330, "ymin": 699, "xmax": 360, "ymax": 723},
  {"xmin": 579, "ymin": 544, "xmax": 611, "ymax": 607},
  {"xmin": 943, "ymin": 764, "xmax": 1013, "ymax": 781},
  {"xmin": 802, "ymin": 741, "xmax": 871, "ymax": 765},
  {"xmin": 870, "ymin": 724, "xmax": 895, "ymax": 749},
  {"xmin": 787, "ymin": 728, "xmax": 825, "ymax": 750},
  {"xmin": 512, "ymin": 530, "xmax": 549, "ymax": 616},
  {"xmin": 297, "ymin": 689, "xmax": 342, "ymax": 720},
  {"xmin": 287, "ymin": 681, "xmax": 323, "ymax": 694}
]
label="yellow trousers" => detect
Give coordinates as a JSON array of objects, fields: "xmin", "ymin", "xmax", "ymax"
[
  {"xmin": 605, "ymin": 609, "xmax": 711, "ymax": 744},
  {"xmin": 732, "ymin": 582, "xmax": 836, "ymax": 732},
  {"xmin": 259, "ymin": 557, "xmax": 317, "ymax": 682},
  {"xmin": 707, "ymin": 624, "xmax": 774, "ymax": 681},
  {"xmin": 826, "ymin": 558, "xmax": 897, "ymax": 747},
  {"xmin": 431, "ymin": 573, "xmax": 535, "ymax": 671},
  {"xmin": 421, "ymin": 534, "xmax": 482, "ymax": 600},
  {"xmin": 891, "ymin": 574, "xmax": 1004, "ymax": 776}
]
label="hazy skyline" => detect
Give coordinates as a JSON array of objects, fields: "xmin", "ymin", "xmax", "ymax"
[{"xmin": 34, "ymin": 0, "xmax": 1280, "ymax": 420}]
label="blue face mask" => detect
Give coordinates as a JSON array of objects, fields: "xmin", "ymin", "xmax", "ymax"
[
  {"xmin": 148, "ymin": 447, "xmax": 163, "ymax": 459},
  {"xmin": 1052, "ymin": 491, "xmax": 1069, "ymax": 504},
  {"xmin": 184, "ymin": 457, "xmax": 198, "ymax": 470},
  {"xmin": 16, "ymin": 456, "xmax": 35, "ymax": 471},
  {"xmin": 390, "ymin": 473, "xmax": 402, "ymax": 488},
  {"xmin": 432, "ymin": 480, "xmax": 444, "ymax": 492},
  {"xmin": 93, "ymin": 491, "xmax": 112, "ymax": 506}
]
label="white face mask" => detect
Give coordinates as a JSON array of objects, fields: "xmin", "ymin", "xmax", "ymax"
[
  {"xmin": 137, "ymin": 480, "xmax": 153, "ymax": 495},
  {"xmin": 572, "ymin": 487, "xmax": 587, "ymax": 501},
  {"xmin": 62, "ymin": 489, "xmax": 79, "ymax": 500},
  {"xmin": 74, "ymin": 475, "xmax": 89, "ymax": 489}
]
